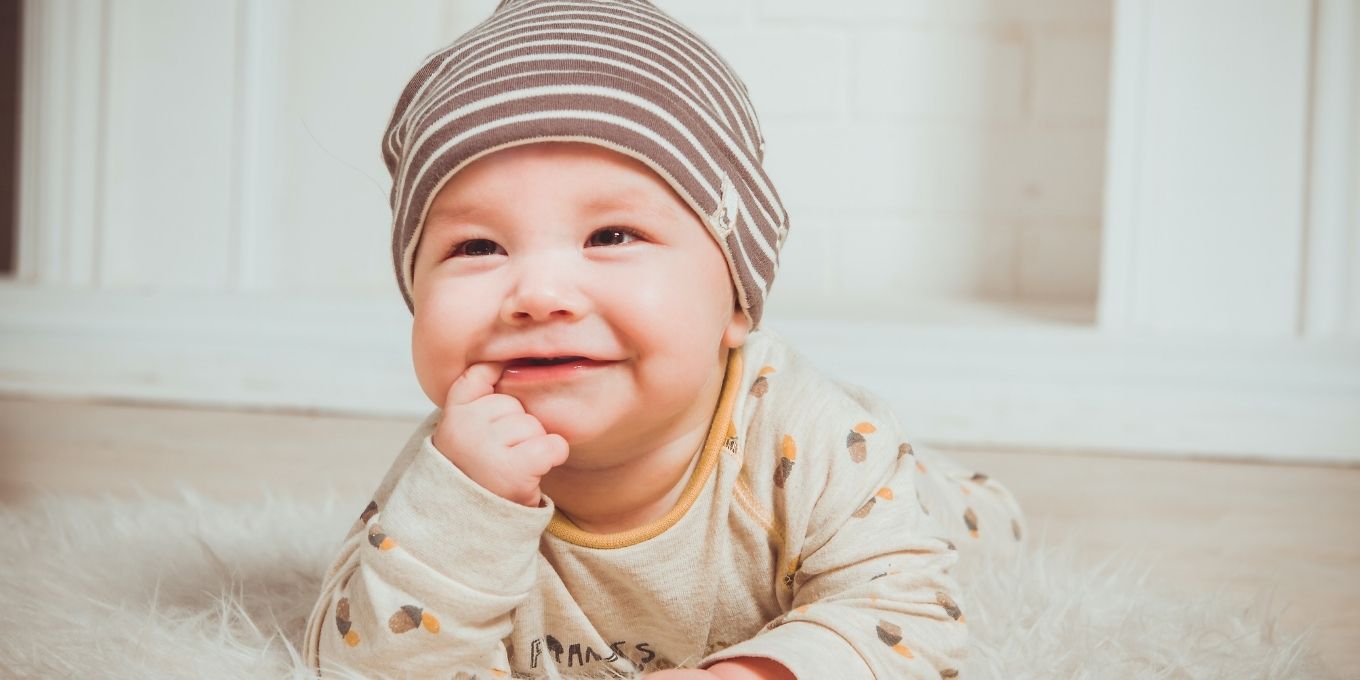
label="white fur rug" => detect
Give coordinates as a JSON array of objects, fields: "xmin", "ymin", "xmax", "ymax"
[{"xmin": 0, "ymin": 489, "xmax": 1337, "ymax": 679}]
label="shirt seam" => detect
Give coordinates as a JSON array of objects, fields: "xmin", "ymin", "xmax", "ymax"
[{"xmin": 732, "ymin": 475, "xmax": 784, "ymax": 547}]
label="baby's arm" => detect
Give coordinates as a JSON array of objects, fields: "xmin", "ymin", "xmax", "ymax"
[
  {"xmin": 703, "ymin": 391, "xmax": 967, "ymax": 678},
  {"xmin": 302, "ymin": 364, "xmax": 566, "ymax": 678}
]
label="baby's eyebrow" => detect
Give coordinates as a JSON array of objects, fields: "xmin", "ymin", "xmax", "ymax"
[
  {"xmin": 428, "ymin": 191, "xmax": 669, "ymax": 230},
  {"xmin": 425, "ymin": 203, "xmax": 490, "ymax": 231},
  {"xmin": 581, "ymin": 190, "xmax": 687, "ymax": 224},
  {"xmin": 579, "ymin": 191, "xmax": 655, "ymax": 214}
]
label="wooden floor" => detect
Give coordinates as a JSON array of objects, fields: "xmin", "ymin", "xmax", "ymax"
[{"xmin": 1, "ymin": 394, "xmax": 1356, "ymax": 677}]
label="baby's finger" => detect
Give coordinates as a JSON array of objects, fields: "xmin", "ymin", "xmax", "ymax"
[
  {"xmin": 443, "ymin": 361, "xmax": 506, "ymax": 408},
  {"xmin": 488, "ymin": 412, "xmax": 548, "ymax": 447},
  {"xmin": 436, "ymin": 393, "xmax": 526, "ymax": 454},
  {"xmin": 509, "ymin": 433, "xmax": 570, "ymax": 476},
  {"xmin": 464, "ymin": 393, "xmax": 530, "ymax": 422}
]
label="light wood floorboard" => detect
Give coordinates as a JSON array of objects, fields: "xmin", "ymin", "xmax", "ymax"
[{"xmin": 1, "ymin": 395, "xmax": 1356, "ymax": 677}]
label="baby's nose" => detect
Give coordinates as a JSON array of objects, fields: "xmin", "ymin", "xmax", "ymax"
[{"xmin": 501, "ymin": 260, "xmax": 588, "ymax": 323}]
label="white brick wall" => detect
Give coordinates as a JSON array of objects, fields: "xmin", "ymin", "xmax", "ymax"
[
  {"xmin": 852, "ymin": 29, "xmax": 1027, "ymax": 120},
  {"xmin": 656, "ymin": 0, "xmax": 1112, "ymax": 317},
  {"xmin": 30, "ymin": 0, "xmax": 1112, "ymax": 318}
]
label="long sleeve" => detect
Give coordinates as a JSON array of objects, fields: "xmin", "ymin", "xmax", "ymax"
[
  {"xmin": 702, "ymin": 374, "xmax": 968, "ymax": 678},
  {"xmin": 302, "ymin": 419, "xmax": 554, "ymax": 679}
]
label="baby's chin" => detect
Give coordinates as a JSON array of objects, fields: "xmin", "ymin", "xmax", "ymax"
[
  {"xmin": 524, "ymin": 396, "xmax": 681, "ymax": 471},
  {"xmin": 512, "ymin": 390, "xmax": 620, "ymax": 444}
]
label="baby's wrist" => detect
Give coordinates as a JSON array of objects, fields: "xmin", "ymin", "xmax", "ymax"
[{"xmin": 425, "ymin": 437, "xmax": 543, "ymax": 509}]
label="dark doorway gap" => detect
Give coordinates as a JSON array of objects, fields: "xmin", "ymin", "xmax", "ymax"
[{"xmin": 0, "ymin": 0, "xmax": 20, "ymax": 276}]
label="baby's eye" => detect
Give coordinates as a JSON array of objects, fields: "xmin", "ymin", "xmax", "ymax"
[
  {"xmin": 448, "ymin": 239, "xmax": 505, "ymax": 258},
  {"xmin": 587, "ymin": 227, "xmax": 643, "ymax": 247}
]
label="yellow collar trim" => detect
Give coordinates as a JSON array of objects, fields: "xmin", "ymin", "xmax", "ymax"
[{"xmin": 546, "ymin": 345, "xmax": 744, "ymax": 549}]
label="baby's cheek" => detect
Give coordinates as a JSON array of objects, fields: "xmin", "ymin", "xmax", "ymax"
[
  {"xmin": 409, "ymin": 332, "xmax": 452, "ymax": 405},
  {"xmin": 413, "ymin": 361, "xmax": 445, "ymax": 407}
]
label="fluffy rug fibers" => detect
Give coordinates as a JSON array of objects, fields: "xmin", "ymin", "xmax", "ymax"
[{"xmin": 0, "ymin": 489, "xmax": 1336, "ymax": 679}]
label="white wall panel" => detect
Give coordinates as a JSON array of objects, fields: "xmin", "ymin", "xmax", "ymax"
[
  {"xmin": 1346, "ymin": 0, "xmax": 1360, "ymax": 340},
  {"xmin": 1102, "ymin": 0, "xmax": 1312, "ymax": 337},
  {"xmin": 239, "ymin": 1, "xmax": 486, "ymax": 296},
  {"xmin": 49, "ymin": 1, "xmax": 489, "ymax": 297},
  {"xmin": 229, "ymin": 0, "xmax": 287, "ymax": 293},
  {"xmin": 100, "ymin": 0, "xmax": 240, "ymax": 290},
  {"xmin": 269, "ymin": 2, "xmax": 459, "ymax": 296},
  {"xmin": 1304, "ymin": 0, "xmax": 1360, "ymax": 340},
  {"xmin": 16, "ymin": 0, "xmax": 106, "ymax": 287}
]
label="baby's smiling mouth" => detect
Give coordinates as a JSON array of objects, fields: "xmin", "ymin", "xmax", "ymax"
[
  {"xmin": 499, "ymin": 356, "xmax": 618, "ymax": 383},
  {"xmin": 507, "ymin": 356, "xmax": 588, "ymax": 367}
]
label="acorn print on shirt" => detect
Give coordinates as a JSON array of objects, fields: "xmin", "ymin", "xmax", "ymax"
[
  {"xmin": 360, "ymin": 500, "xmax": 379, "ymax": 524},
  {"xmin": 847, "ymin": 421, "xmax": 876, "ymax": 462},
  {"xmin": 782, "ymin": 557, "xmax": 801, "ymax": 589},
  {"xmin": 389, "ymin": 605, "xmax": 440, "ymax": 634},
  {"xmin": 750, "ymin": 365, "xmax": 776, "ymax": 398},
  {"xmin": 335, "ymin": 597, "xmax": 359, "ymax": 647},
  {"xmin": 774, "ymin": 434, "xmax": 797, "ymax": 488},
  {"xmin": 937, "ymin": 591, "xmax": 964, "ymax": 622},
  {"xmin": 964, "ymin": 507, "xmax": 979, "ymax": 538},
  {"xmin": 875, "ymin": 620, "xmax": 914, "ymax": 658},
  {"xmin": 368, "ymin": 524, "xmax": 396, "ymax": 551},
  {"xmin": 852, "ymin": 487, "xmax": 894, "ymax": 518},
  {"xmin": 962, "ymin": 471, "xmax": 989, "ymax": 496}
]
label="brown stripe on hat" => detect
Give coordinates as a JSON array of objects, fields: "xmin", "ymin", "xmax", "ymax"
[
  {"xmin": 386, "ymin": 4, "xmax": 725, "ymax": 159},
  {"xmin": 401, "ymin": 72, "xmax": 727, "ymax": 186},
  {"xmin": 391, "ymin": 82, "xmax": 733, "ymax": 268},
  {"xmin": 388, "ymin": 20, "xmax": 794, "ymax": 267},
  {"xmin": 406, "ymin": 35, "xmax": 788, "ymax": 230},
  {"xmin": 392, "ymin": 4, "xmax": 781, "ymax": 218},
  {"xmin": 462, "ymin": 2, "xmax": 758, "ymax": 128},
  {"xmin": 382, "ymin": 0, "xmax": 789, "ymax": 327}
]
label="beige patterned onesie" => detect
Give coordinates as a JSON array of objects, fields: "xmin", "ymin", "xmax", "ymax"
[{"xmin": 303, "ymin": 327, "xmax": 1025, "ymax": 679}]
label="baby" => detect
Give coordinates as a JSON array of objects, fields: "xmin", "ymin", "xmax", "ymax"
[{"xmin": 303, "ymin": 1, "xmax": 1025, "ymax": 678}]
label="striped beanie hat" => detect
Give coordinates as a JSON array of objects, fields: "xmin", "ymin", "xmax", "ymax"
[{"xmin": 382, "ymin": 0, "xmax": 790, "ymax": 329}]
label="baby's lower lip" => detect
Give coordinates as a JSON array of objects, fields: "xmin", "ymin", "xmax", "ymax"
[{"xmin": 500, "ymin": 359, "xmax": 617, "ymax": 383}]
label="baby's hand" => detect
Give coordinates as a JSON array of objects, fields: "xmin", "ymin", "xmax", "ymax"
[{"xmin": 431, "ymin": 362, "xmax": 570, "ymax": 507}]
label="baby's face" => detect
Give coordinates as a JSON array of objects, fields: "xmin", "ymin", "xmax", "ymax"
[{"xmin": 409, "ymin": 141, "xmax": 749, "ymax": 460}]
